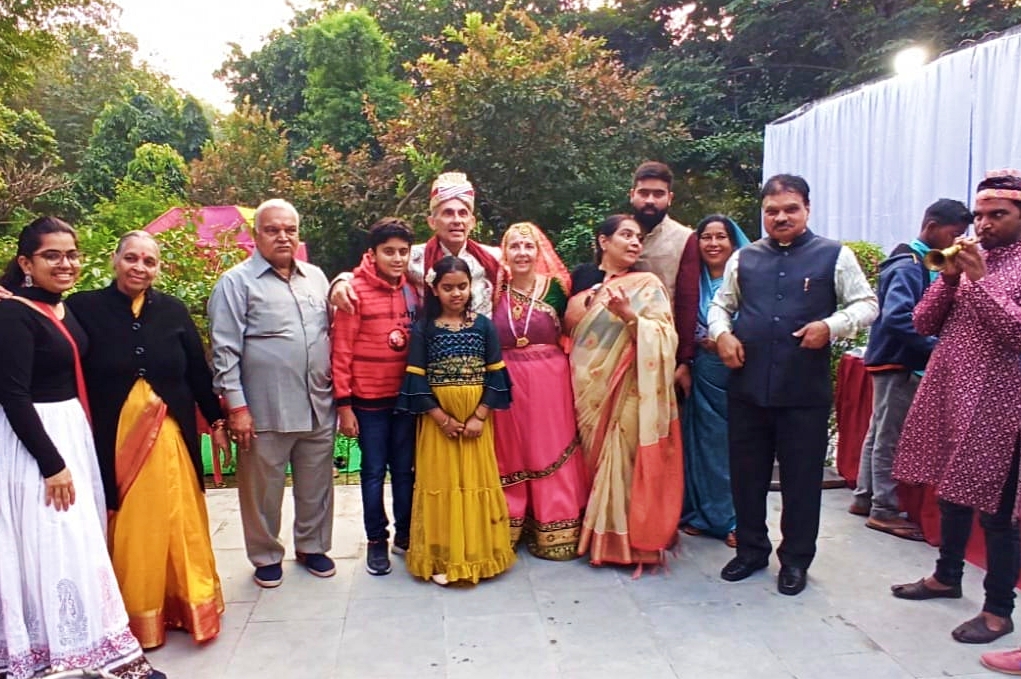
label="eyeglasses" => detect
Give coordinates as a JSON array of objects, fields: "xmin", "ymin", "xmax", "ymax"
[{"xmin": 32, "ymin": 250, "xmax": 81, "ymax": 265}]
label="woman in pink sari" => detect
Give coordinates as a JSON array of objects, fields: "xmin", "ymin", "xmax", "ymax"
[
  {"xmin": 565, "ymin": 214, "xmax": 683, "ymax": 569},
  {"xmin": 492, "ymin": 222, "xmax": 590, "ymax": 559}
]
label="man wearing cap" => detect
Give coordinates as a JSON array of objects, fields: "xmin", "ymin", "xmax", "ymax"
[
  {"xmin": 331, "ymin": 172, "xmax": 501, "ymax": 316},
  {"xmin": 890, "ymin": 170, "xmax": 1021, "ymax": 650}
]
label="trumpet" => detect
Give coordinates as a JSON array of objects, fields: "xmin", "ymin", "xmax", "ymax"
[
  {"xmin": 923, "ymin": 244, "xmax": 962, "ymax": 272},
  {"xmin": 923, "ymin": 238, "xmax": 978, "ymax": 272}
]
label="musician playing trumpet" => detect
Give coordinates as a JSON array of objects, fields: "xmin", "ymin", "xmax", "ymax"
[{"xmin": 892, "ymin": 170, "xmax": 1021, "ymax": 648}]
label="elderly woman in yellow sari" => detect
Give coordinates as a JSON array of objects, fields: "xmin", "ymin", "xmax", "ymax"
[
  {"xmin": 565, "ymin": 214, "xmax": 683, "ymax": 570},
  {"xmin": 66, "ymin": 231, "xmax": 230, "ymax": 648}
]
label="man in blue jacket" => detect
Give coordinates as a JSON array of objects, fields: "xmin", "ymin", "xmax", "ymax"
[{"xmin": 849, "ymin": 198, "xmax": 972, "ymax": 539}]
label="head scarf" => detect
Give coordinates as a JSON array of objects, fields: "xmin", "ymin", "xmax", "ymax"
[
  {"xmin": 429, "ymin": 171, "xmax": 475, "ymax": 213},
  {"xmin": 495, "ymin": 221, "xmax": 571, "ymax": 305},
  {"xmin": 697, "ymin": 216, "xmax": 751, "ymax": 327}
]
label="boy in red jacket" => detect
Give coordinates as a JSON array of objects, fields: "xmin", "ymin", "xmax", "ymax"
[{"xmin": 331, "ymin": 218, "xmax": 418, "ymax": 576}]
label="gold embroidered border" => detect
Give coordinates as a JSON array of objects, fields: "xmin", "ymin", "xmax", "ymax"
[{"xmin": 500, "ymin": 437, "xmax": 580, "ymax": 486}]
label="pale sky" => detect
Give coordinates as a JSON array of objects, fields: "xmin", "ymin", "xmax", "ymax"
[{"xmin": 114, "ymin": 0, "xmax": 315, "ymax": 111}]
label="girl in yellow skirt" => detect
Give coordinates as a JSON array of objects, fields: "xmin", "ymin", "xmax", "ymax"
[{"xmin": 396, "ymin": 256, "xmax": 515, "ymax": 585}]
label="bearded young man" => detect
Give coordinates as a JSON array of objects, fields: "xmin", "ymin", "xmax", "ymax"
[{"xmin": 628, "ymin": 161, "xmax": 700, "ymax": 395}]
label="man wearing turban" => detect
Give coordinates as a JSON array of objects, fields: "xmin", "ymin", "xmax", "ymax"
[{"xmin": 332, "ymin": 172, "xmax": 502, "ymax": 317}]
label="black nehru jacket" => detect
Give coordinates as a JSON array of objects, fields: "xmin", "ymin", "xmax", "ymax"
[
  {"xmin": 0, "ymin": 287, "xmax": 89, "ymax": 478},
  {"xmin": 729, "ymin": 229, "xmax": 842, "ymax": 408},
  {"xmin": 66, "ymin": 283, "xmax": 224, "ymax": 510}
]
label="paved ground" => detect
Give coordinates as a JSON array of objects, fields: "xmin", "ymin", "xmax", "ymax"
[{"xmin": 149, "ymin": 486, "xmax": 1016, "ymax": 679}]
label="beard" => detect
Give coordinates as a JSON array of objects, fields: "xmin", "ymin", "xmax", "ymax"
[{"xmin": 633, "ymin": 207, "xmax": 667, "ymax": 231}]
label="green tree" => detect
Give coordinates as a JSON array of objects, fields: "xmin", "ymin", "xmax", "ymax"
[
  {"xmin": 0, "ymin": 105, "xmax": 67, "ymax": 227},
  {"xmin": 299, "ymin": 9, "xmax": 408, "ymax": 152},
  {"xmin": 77, "ymin": 87, "xmax": 210, "ymax": 206},
  {"xmin": 385, "ymin": 10, "xmax": 688, "ymax": 235},
  {"xmin": 188, "ymin": 105, "xmax": 293, "ymax": 207},
  {"xmin": 12, "ymin": 23, "xmax": 166, "ymax": 173},
  {"xmin": 124, "ymin": 143, "xmax": 188, "ymax": 197},
  {"xmin": 0, "ymin": 0, "xmax": 99, "ymax": 98},
  {"xmin": 215, "ymin": 13, "xmax": 317, "ymax": 146},
  {"xmin": 350, "ymin": 0, "xmax": 563, "ymax": 76}
]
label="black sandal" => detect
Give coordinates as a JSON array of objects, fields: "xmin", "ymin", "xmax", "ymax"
[
  {"xmin": 890, "ymin": 578, "xmax": 962, "ymax": 600},
  {"xmin": 952, "ymin": 614, "xmax": 1014, "ymax": 644}
]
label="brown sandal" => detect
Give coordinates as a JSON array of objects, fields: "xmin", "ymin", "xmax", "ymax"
[
  {"xmin": 680, "ymin": 525, "xmax": 702, "ymax": 536},
  {"xmin": 952, "ymin": 614, "xmax": 1014, "ymax": 644}
]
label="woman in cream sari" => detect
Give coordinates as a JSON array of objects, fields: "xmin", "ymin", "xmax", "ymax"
[{"xmin": 565, "ymin": 214, "xmax": 683, "ymax": 568}]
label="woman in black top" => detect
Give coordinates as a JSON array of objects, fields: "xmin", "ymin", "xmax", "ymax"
[
  {"xmin": 0, "ymin": 217, "xmax": 162, "ymax": 679},
  {"xmin": 66, "ymin": 230, "xmax": 230, "ymax": 649}
]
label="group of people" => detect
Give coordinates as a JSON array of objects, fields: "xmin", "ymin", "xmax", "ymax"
[{"xmin": 3, "ymin": 159, "xmax": 1020, "ymax": 677}]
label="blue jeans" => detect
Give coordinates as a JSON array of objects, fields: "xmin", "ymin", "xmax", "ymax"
[{"xmin": 355, "ymin": 408, "xmax": 415, "ymax": 542}]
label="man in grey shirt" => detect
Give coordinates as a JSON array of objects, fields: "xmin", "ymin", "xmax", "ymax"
[{"xmin": 209, "ymin": 198, "xmax": 337, "ymax": 588}]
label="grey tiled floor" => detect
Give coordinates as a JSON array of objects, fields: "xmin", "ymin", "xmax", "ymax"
[{"xmin": 149, "ymin": 486, "xmax": 1015, "ymax": 678}]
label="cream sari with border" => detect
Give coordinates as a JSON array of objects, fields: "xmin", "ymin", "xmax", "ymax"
[{"xmin": 566, "ymin": 271, "xmax": 683, "ymax": 566}]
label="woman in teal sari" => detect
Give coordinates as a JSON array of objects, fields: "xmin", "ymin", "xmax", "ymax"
[{"xmin": 680, "ymin": 214, "xmax": 751, "ymax": 547}]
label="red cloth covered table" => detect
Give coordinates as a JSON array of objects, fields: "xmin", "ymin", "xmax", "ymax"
[{"xmin": 835, "ymin": 352, "xmax": 998, "ymax": 574}]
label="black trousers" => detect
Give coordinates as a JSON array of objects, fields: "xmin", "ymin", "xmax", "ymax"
[
  {"xmin": 933, "ymin": 448, "xmax": 1020, "ymax": 619},
  {"xmin": 728, "ymin": 397, "xmax": 830, "ymax": 569}
]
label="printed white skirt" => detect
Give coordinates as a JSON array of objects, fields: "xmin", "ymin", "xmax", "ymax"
[{"xmin": 0, "ymin": 399, "xmax": 152, "ymax": 679}]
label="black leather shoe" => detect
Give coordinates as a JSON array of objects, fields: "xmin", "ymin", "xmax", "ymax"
[
  {"xmin": 778, "ymin": 565, "xmax": 807, "ymax": 595},
  {"xmin": 720, "ymin": 556, "xmax": 769, "ymax": 582}
]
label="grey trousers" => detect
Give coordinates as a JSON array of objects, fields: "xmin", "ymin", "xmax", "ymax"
[
  {"xmin": 237, "ymin": 421, "xmax": 336, "ymax": 567},
  {"xmin": 853, "ymin": 370, "xmax": 920, "ymax": 520}
]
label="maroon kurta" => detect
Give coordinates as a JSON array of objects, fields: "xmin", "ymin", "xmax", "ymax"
[{"xmin": 893, "ymin": 241, "xmax": 1021, "ymax": 513}]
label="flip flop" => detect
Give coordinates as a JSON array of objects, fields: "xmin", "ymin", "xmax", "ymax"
[{"xmin": 866, "ymin": 517, "xmax": 926, "ymax": 541}]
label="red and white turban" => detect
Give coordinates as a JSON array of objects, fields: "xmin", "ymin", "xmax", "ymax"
[{"xmin": 429, "ymin": 172, "xmax": 475, "ymax": 213}]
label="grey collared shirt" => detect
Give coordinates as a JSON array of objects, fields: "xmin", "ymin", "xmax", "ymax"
[{"xmin": 209, "ymin": 250, "xmax": 334, "ymax": 433}]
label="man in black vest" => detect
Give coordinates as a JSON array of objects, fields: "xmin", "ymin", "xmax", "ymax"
[{"xmin": 707, "ymin": 174, "xmax": 878, "ymax": 595}]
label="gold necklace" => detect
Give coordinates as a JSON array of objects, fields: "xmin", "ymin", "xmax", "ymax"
[{"xmin": 506, "ymin": 278, "xmax": 539, "ymax": 348}]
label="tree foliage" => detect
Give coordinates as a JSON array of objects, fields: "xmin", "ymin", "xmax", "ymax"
[
  {"xmin": 11, "ymin": 23, "xmax": 164, "ymax": 172},
  {"xmin": 0, "ymin": 104, "xmax": 67, "ymax": 227},
  {"xmin": 188, "ymin": 105, "xmax": 293, "ymax": 208},
  {"xmin": 77, "ymin": 87, "xmax": 211, "ymax": 206},
  {"xmin": 299, "ymin": 9, "xmax": 408, "ymax": 152},
  {"xmin": 0, "ymin": 0, "xmax": 100, "ymax": 98},
  {"xmin": 387, "ymin": 10, "xmax": 688, "ymax": 234}
]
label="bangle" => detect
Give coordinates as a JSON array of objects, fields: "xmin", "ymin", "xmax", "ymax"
[
  {"xmin": 210, "ymin": 418, "xmax": 227, "ymax": 431},
  {"xmin": 228, "ymin": 404, "xmax": 249, "ymax": 415},
  {"xmin": 473, "ymin": 409, "xmax": 487, "ymax": 421},
  {"xmin": 441, "ymin": 415, "xmax": 451, "ymax": 428}
]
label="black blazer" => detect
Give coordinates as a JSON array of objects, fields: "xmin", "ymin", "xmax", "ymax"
[{"xmin": 67, "ymin": 283, "xmax": 224, "ymax": 510}]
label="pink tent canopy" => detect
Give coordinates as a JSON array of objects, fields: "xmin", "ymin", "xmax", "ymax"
[{"xmin": 144, "ymin": 206, "xmax": 309, "ymax": 261}]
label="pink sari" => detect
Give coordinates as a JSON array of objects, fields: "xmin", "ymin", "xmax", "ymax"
[{"xmin": 566, "ymin": 271, "xmax": 683, "ymax": 566}]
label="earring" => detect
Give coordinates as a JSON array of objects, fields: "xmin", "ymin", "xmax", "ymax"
[{"xmin": 24, "ymin": 272, "xmax": 33, "ymax": 287}]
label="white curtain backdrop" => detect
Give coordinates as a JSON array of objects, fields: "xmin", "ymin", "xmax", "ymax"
[{"xmin": 762, "ymin": 28, "xmax": 1021, "ymax": 252}]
